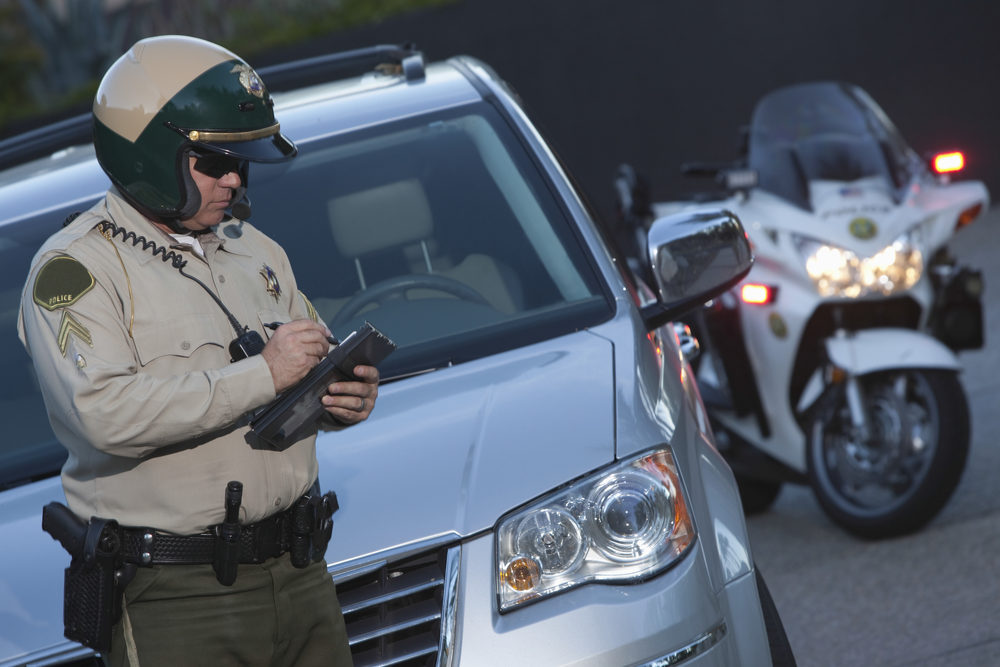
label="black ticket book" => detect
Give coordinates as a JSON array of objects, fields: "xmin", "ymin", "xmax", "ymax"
[{"xmin": 250, "ymin": 321, "xmax": 396, "ymax": 449}]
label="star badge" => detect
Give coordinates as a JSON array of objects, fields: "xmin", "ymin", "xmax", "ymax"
[
  {"xmin": 260, "ymin": 265, "xmax": 281, "ymax": 301},
  {"xmin": 231, "ymin": 63, "xmax": 265, "ymax": 99}
]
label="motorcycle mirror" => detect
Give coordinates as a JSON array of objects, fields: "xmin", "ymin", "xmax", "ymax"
[
  {"xmin": 680, "ymin": 163, "xmax": 758, "ymax": 193},
  {"xmin": 722, "ymin": 168, "xmax": 758, "ymax": 191},
  {"xmin": 614, "ymin": 163, "xmax": 652, "ymax": 227},
  {"xmin": 640, "ymin": 209, "xmax": 754, "ymax": 331}
]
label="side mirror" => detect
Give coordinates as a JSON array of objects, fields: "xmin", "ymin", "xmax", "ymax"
[{"xmin": 640, "ymin": 209, "xmax": 753, "ymax": 331}]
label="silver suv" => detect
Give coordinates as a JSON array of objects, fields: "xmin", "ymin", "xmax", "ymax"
[{"xmin": 0, "ymin": 46, "xmax": 791, "ymax": 666}]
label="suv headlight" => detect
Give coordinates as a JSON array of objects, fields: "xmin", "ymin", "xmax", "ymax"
[
  {"xmin": 495, "ymin": 447, "xmax": 695, "ymax": 613},
  {"xmin": 794, "ymin": 228, "xmax": 923, "ymax": 298}
]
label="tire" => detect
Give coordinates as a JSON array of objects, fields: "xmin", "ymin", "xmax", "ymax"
[
  {"xmin": 736, "ymin": 474, "xmax": 783, "ymax": 515},
  {"xmin": 807, "ymin": 369, "xmax": 969, "ymax": 539},
  {"xmin": 755, "ymin": 566, "xmax": 797, "ymax": 667}
]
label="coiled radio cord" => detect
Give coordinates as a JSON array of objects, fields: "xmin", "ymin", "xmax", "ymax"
[{"xmin": 96, "ymin": 220, "xmax": 249, "ymax": 338}]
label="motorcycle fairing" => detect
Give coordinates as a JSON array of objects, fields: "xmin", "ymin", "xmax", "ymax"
[{"xmin": 748, "ymin": 81, "xmax": 918, "ymax": 212}]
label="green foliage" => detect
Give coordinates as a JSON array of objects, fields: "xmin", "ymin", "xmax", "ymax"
[
  {"xmin": 0, "ymin": 4, "xmax": 46, "ymax": 129},
  {"xmin": 226, "ymin": 0, "xmax": 455, "ymax": 55},
  {"xmin": 0, "ymin": 0, "xmax": 457, "ymax": 138}
]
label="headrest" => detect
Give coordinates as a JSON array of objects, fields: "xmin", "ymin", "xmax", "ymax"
[{"xmin": 327, "ymin": 179, "xmax": 433, "ymax": 258}]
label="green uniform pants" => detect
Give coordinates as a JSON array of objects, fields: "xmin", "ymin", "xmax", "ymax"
[{"xmin": 107, "ymin": 553, "xmax": 352, "ymax": 666}]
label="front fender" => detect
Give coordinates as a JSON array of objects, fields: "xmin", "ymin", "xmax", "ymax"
[{"xmin": 825, "ymin": 328, "xmax": 961, "ymax": 374}]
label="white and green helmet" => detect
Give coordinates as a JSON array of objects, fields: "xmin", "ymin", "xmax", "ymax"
[{"xmin": 93, "ymin": 35, "xmax": 297, "ymax": 221}]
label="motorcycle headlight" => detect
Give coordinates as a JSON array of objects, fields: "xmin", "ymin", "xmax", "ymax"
[
  {"xmin": 495, "ymin": 447, "xmax": 695, "ymax": 613},
  {"xmin": 794, "ymin": 229, "xmax": 923, "ymax": 298}
]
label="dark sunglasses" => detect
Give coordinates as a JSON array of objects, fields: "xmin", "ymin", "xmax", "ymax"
[{"xmin": 193, "ymin": 153, "xmax": 246, "ymax": 179}]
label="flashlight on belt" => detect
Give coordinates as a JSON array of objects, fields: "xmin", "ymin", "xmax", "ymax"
[{"xmin": 213, "ymin": 480, "xmax": 243, "ymax": 586}]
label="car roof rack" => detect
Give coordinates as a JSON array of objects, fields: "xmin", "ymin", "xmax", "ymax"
[
  {"xmin": 261, "ymin": 43, "xmax": 425, "ymax": 91},
  {"xmin": 0, "ymin": 43, "xmax": 424, "ymax": 173}
]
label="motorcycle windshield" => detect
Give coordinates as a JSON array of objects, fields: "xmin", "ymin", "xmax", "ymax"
[{"xmin": 747, "ymin": 82, "xmax": 918, "ymax": 210}]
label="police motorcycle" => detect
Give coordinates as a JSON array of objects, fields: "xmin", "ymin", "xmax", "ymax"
[{"xmin": 615, "ymin": 81, "xmax": 989, "ymax": 538}]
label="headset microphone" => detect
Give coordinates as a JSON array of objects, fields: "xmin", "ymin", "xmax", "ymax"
[
  {"xmin": 231, "ymin": 197, "xmax": 251, "ymax": 220},
  {"xmin": 230, "ymin": 188, "xmax": 252, "ymax": 220}
]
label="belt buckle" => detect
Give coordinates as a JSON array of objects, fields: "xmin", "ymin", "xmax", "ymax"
[{"xmin": 253, "ymin": 516, "xmax": 281, "ymax": 562}]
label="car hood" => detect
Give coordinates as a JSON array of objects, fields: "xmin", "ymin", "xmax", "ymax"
[
  {"xmin": 0, "ymin": 330, "xmax": 615, "ymax": 660},
  {"xmin": 319, "ymin": 330, "xmax": 615, "ymax": 567},
  {"xmin": 0, "ymin": 477, "xmax": 75, "ymax": 664}
]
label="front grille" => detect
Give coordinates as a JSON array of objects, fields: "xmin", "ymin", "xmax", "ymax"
[{"xmin": 335, "ymin": 544, "xmax": 458, "ymax": 667}]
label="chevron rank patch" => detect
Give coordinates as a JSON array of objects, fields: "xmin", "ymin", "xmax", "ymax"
[
  {"xmin": 57, "ymin": 311, "xmax": 93, "ymax": 356},
  {"xmin": 33, "ymin": 255, "xmax": 95, "ymax": 311}
]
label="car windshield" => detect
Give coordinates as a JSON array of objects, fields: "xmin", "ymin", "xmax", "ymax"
[
  {"xmin": 251, "ymin": 102, "xmax": 611, "ymax": 378},
  {"xmin": 747, "ymin": 82, "xmax": 918, "ymax": 210},
  {"xmin": 0, "ymin": 101, "xmax": 612, "ymax": 489}
]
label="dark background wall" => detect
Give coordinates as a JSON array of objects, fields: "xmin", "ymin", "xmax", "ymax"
[{"xmin": 261, "ymin": 0, "xmax": 1000, "ymax": 224}]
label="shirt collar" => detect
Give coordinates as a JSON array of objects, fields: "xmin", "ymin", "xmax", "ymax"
[
  {"xmin": 103, "ymin": 190, "xmax": 174, "ymax": 266},
  {"xmin": 213, "ymin": 218, "xmax": 255, "ymax": 258},
  {"xmin": 104, "ymin": 189, "xmax": 246, "ymax": 261}
]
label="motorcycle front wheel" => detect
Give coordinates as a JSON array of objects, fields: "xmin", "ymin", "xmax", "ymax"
[{"xmin": 806, "ymin": 369, "xmax": 969, "ymax": 539}]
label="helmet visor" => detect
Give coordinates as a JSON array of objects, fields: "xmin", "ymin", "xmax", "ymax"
[{"xmin": 168, "ymin": 121, "xmax": 297, "ymax": 163}]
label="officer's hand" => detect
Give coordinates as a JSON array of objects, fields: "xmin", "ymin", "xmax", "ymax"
[
  {"xmin": 323, "ymin": 364, "xmax": 379, "ymax": 424},
  {"xmin": 260, "ymin": 320, "xmax": 332, "ymax": 393}
]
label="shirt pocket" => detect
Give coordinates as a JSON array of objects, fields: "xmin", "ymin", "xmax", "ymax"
[
  {"xmin": 256, "ymin": 308, "xmax": 289, "ymax": 342},
  {"xmin": 133, "ymin": 312, "xmax": 227, "ymax": 368}
]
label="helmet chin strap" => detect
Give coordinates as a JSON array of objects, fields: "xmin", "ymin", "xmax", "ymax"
[
  {"xmin": 171, "ymin": 150, "xmax": 203, "ymax": 230},
  {"xmin": 169, "ymin": 162, "xmax": 251, "ymax": 231},
  {"xmin": 167, "ymin": 187, "xmax": 250, "ymax": 232}
]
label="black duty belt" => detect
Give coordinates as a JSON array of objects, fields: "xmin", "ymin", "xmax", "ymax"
[
  {"xmin": 119, "ymin": 495, "xmax": 301, "ymax": 566},
  {"xmin": 43, "ymin": 483, "xmax": 338, "ymax": 652}
]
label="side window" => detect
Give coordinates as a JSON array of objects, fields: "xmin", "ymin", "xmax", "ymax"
[{"xmin": 0, "ymin": 213, "xmax": 68, "ymax": 488}]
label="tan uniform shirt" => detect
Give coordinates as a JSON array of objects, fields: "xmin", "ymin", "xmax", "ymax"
[{"xmin": 18, "ymin": 190, "xmax": 324, "ymax": 534}]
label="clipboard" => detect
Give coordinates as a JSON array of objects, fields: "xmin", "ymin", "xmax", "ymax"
[{"xmin": 249, "ymin": 321, "xmax": 396, "ymax": 449}]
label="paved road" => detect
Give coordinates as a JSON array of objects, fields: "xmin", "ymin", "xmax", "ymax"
[{"xmin": 746, "ymin": 206, "xmax": 1000, "ymax": 666}]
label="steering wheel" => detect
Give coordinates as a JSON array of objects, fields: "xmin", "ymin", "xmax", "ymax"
[{"xmin": 330, "ymin": 273, "xmax": 492, "ymax": 329}]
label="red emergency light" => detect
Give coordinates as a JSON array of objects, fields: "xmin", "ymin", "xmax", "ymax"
[
  {"xmin": 932, "ymin": 151, "xmax": 965, "ymax": 174},
  {"xmin": 741, "ymin": 283, "xmax": 776, "ymax": 305}
]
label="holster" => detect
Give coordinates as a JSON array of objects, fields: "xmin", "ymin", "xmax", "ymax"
[
  {"xmin": 289, "ymin": 490, "xmax": 339, "ymax": 568},
  {"xmin": 42, "ymin": 502, "xmax": 135, "ymax": 654}
]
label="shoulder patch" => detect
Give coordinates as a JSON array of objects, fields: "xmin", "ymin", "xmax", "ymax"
[
  {"xmin": 33, "ymin": 255, "xmax": 95, "ymax": 311},
  {"xmin": 299, "ymin": 290, "xmax": 320, "ymax": 323}
]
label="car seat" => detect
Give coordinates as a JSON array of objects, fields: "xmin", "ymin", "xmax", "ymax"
[{"xmin": 326, "ymin": 178, "xmax": 523, "ymax": 314}]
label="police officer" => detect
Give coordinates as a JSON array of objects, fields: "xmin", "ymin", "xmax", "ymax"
[{"xmin": 18, "ymin": 35, "xmax": 375, "ymax": 666}]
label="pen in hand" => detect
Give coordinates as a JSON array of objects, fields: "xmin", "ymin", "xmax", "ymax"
[{"xmin": 263, "ymin": 321, "xmax": 339, "ymax": 346}]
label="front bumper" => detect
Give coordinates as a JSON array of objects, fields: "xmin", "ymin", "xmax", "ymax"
[{"xmin": 451, "ymin": 533, "xmax": 769, "ymax": 666}]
